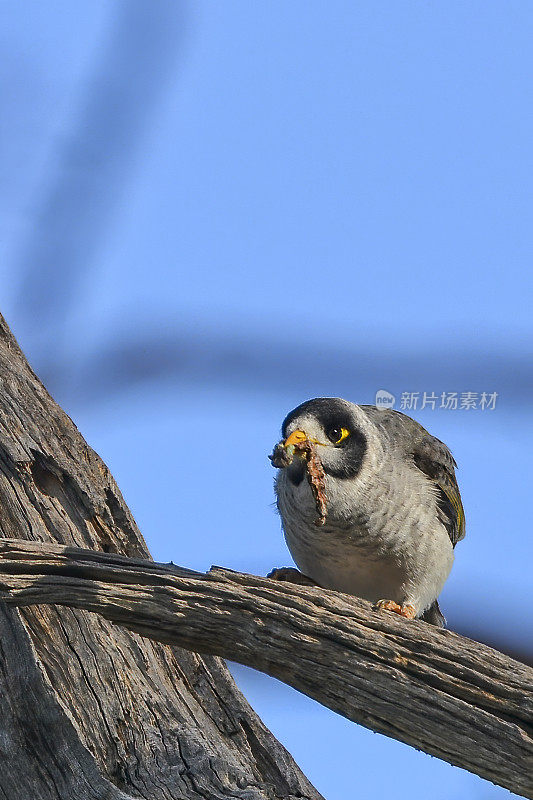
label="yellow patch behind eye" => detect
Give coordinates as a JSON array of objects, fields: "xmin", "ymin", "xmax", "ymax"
[{"xmin": 336, "ymin": 427, "xmax": 350, "ymax": 444}]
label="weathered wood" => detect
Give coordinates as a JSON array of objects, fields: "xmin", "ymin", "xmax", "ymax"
[
  {"xmin": 0, "ymin": 539, "xmax": 531, "ymax": 799},
  {"xmin": 0, "ymin": 312, "xmax": 322, "ymax": 800}
]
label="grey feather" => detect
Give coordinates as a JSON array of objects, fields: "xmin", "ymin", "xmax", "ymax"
[{"xmin": 360, "ymin": 407, "xmax": 465, "ymax": 547}]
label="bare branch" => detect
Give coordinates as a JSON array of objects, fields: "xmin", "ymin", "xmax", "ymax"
[{"xmin": 0, "ymin": 538, "xmax": 531, "ymax": 799}]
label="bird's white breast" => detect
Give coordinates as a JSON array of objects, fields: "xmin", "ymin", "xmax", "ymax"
[{"xmin": 275, "ymin": 459, "xmax": 454, "ymax": 616}]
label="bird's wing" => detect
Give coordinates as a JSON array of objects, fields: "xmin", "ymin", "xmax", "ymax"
[
  {"xmin": 410, "ymin": 432, "xmax": 465, "ymax": 547},
  {"xmin": 361, "ymin": 407, "xmax": 466, "ymax": 547}
]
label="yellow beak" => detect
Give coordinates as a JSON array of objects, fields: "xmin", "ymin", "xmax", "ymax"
[{"xmin": 283, "ymin": 429, "xmax": 308, "ymax": 447}]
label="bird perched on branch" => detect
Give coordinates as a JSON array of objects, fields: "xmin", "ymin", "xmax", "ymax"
[{"xmin": 269, "ymin": 397, "xmax": 465, "ymax": 626}]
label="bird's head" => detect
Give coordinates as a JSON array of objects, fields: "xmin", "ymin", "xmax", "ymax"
[{"xmin": 269, "ymin": 397, "xmax": 372, "ymax": 482}]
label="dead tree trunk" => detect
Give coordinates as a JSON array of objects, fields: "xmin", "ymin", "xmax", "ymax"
[{"xmin": 0, "ymin": 312, "xmax": 322, "ymax": 800}]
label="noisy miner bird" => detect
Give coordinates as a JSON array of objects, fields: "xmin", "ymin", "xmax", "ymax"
[{"xmin": 269, "ymin": 397, "xmax": 465, "ymax": 626}]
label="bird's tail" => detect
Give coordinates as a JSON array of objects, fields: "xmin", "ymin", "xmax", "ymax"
[{"xmin": 421, "ymin": 599, "xmax": 446, "ymax": 627}]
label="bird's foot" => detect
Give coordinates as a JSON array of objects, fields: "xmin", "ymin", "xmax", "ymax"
[
  {"xmin": 267, "ymin": 567, "xmax": 318, "ymax": 587},
  {"xmin": 374, "ymin": 599, "xmax": 417, "ymax": 620}
]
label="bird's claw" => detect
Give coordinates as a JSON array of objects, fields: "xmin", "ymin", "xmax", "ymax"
[
  {"xmin": 267, "ymin": 567, "xmax": 318, "ymax": 587},
  {"xmin": 374, "ymin": 599, "xmax": 417, "ymax": 619}
]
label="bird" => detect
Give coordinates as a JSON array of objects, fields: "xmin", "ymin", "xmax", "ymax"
[{"xmin": 269, "ymin": 397, "xmax": 465, "ymax": 626}]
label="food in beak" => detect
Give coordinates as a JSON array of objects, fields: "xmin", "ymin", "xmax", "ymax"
[{"xmin": 269, "ymin": 434, "xmax": 328, "ymax": 526}]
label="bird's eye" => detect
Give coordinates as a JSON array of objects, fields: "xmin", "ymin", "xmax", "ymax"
[{"xmin": 325, "ymin": 426, "xmax": 350, "ymax": 445}]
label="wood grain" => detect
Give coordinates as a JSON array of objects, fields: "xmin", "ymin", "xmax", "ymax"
[
  {"xmin": 0, "ymin": 538, "xmax": 531, "ymax": 799},
  {"xmin": 0, "ymin": 312, "xmax": 322, "ymax": 800}
]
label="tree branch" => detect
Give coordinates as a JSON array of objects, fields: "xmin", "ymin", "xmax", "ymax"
[{"xmin": 0, "ymin": 538, "xmax": 531, "ymax": 799}]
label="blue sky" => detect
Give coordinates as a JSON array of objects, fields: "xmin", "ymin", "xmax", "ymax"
[{"xmin": 2, "ymin": 2, "xmax": 531, "ymax": 798}]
